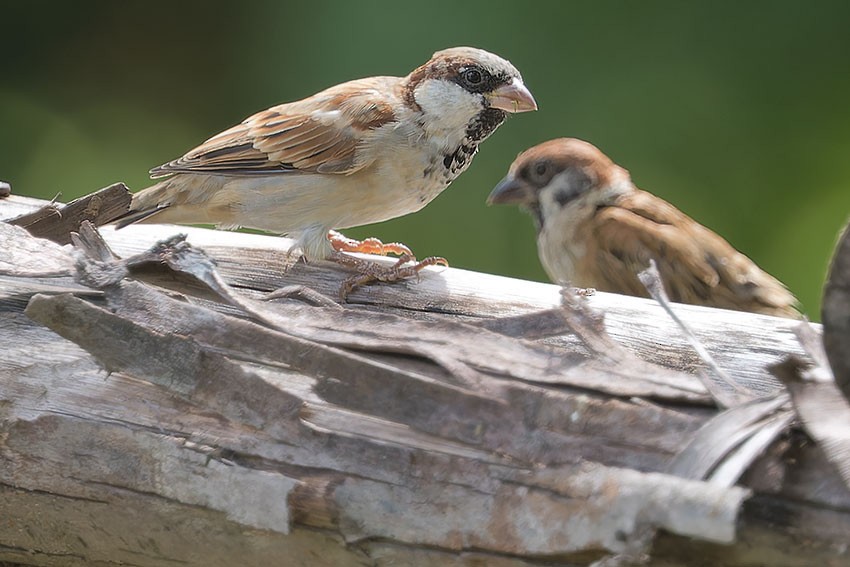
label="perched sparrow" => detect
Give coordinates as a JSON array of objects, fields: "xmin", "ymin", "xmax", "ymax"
[
  {"xmin": 116, "ymin": 47, "xmax": 536, "ymax": 295},
  {"xmin": 488, "ymin": 138, "xmax": 799, "ymax": 318}
]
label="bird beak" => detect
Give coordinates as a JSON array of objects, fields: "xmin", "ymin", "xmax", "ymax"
[
  {"xmin": 487, "ymin": 174, "xmax": 531, "ymax": 205},
  {"xmin": 487, "ymin": 79, "xmax": 538, "ymax": 113}
]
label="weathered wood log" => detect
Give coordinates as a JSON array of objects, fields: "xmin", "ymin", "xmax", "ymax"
[{"xmin": 1, "ymin": 193, "xmax": 849, "ymax": 567}]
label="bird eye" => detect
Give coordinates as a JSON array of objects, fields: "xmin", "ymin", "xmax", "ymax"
[
  {"xmin": 534, "ymin": 162, "xmax": 548, "ymax": 177},
  {"xmin": 463, "ymin": 68, "xmax": 483, "ymax": 86}
]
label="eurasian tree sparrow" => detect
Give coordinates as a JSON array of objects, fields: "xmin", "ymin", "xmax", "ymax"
[
  {"xmin": 488, "ymin": 138, "xmax": 799, "ymax": 318},
  {"xmin": 116, "ymin": 47, "xmax": 536, "ymax": 295}
]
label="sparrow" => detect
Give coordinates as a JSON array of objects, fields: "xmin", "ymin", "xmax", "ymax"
[
  {"xmin": 116, "ymin": 47, "xmax": 536, "ymax": 296},
  {"xmin": 487, "ymin": 138, "xmax": 799, "ymax": 318}
]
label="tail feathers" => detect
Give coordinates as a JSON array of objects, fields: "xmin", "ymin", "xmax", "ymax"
[{"xmin": 113, "ymin": 205, "xmax": 170, "ymax": 229}]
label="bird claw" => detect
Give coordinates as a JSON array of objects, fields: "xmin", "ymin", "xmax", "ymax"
[
  {"xmin": 572, "ymin": 286, "xmax": 596, "ymax": 297},
  {"xmin": 331, "ymin": 252, "xmax": 448, "ymax": 301},
  {"xmin": 328, "ymin": 230, "xmax": 414, "ymax": 258}
]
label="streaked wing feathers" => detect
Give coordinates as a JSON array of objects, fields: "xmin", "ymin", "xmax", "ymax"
[
  {"xmin": 589, "ymin": 190, "xmax": 798, "ymax": 316},
  {"xmin": 151, "ymin": 77, "xmax": 400, "ymax": 178}
]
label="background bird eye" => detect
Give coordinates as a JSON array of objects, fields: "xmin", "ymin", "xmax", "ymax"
[
  {"xmin": 463, "ymin": 68, "xmax": 483, "ymax": 85},
  {"xmin": 534, "ymin": 162, "xmax": 548, "ymax": 177}
]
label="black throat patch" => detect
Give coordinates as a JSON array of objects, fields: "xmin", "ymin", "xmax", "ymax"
[
  {"xmin": 466, "ymin": 107, "xmax": 507, "ymax": 142},
  {"xmin": 439, "ymin": 107, "xmax": 508, "ymax": 180}
]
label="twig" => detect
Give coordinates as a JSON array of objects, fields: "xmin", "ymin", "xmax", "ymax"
[{"xmin": 638, "ymin": 260, "xmax": 751, "ymax": 407}]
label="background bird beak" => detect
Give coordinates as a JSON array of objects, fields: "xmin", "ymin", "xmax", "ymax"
[
  {"xmin": 487, "ymin": 175, "xmax": 530, "ymax": 205},
  {"xmin": 488, "ymin": 79, "xmax": 537, "ymax": 113}
]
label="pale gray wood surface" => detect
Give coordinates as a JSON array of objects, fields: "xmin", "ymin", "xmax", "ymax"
[{"xmin": 1, "ymin": 194, "xmax": 849, "ymax": 567}]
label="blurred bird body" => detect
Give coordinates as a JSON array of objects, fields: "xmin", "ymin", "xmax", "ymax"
[
  {"xmin": 489, "ymin": 138, "xmax": 799, "ymax": 318},
  {"xmin": 120, "ymin": 48, "xmax": 537, "ymax": 262}
]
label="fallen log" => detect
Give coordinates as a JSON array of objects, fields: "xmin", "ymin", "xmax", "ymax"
[{"xmin": 1, "ymin": 191, "xmax": 848, "ymax": 567}]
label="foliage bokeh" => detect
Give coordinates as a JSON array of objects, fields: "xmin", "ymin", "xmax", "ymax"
[{"xmin": 3, "ymin": 1, "xmax": 850, "ymax": 319}]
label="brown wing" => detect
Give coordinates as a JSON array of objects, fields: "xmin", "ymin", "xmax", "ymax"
[
  {"xmin": 151, "ymin": 76, "xmax": 400, "ymax": 178},
  {"xmin": 587, "ymin": 190, "xmax": 799, "ymax": 317}
]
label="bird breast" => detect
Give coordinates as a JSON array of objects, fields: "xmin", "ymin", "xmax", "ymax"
[
  {"xmin": 534, "ymin": 192, "xmax": 601, "ymax": 286},
  {"xmin": 537, "ymin": 221, "xmax": 585, "ymax": 285}
]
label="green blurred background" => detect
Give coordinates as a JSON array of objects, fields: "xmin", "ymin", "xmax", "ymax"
[{"xmin": 3, "ymin": 1, "xmax": 849, "ymax": 319}]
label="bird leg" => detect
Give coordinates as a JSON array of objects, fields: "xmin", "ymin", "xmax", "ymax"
[
  {"xmin": 329, "ymin": 251, "xmax": 448, "ymax": 301},
  {"xmin": 328, "ymin": 230, "xmax": 413, "ymax": 258}
]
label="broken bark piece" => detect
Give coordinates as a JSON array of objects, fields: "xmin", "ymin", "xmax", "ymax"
[
  {"xmin": 5, "ymin": 182, "xmax": 131, "ymax": 244},
  {"xmin": 667, "ymin": 394, "xmax": 793, "ymax": 485},
  {"xmin": 771, "ymin": 356, "xmax": 850, "ymax": 491}
]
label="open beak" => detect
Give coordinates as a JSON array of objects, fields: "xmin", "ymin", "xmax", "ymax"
[
  {"xmin": 487, "ymin": 79, "xmax": 537, "ymax": 113},
  {"xmin": 487, "ymin": 174, "xmax": 531, "ymax": 205}
]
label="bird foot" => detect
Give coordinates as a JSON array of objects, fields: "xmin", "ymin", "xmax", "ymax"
[
  {"xmin": 329, "ymin": 251, "xmax": 448, "ymax": 301},
  {"xmin": 572, "ymin": 286, "xmax": 596, "ymax": 297},
  {"xmin": 328, "ymin": 230, "xmax": 413, "ymax": 258}
]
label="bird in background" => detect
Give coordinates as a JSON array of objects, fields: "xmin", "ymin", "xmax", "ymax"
[
  {"xmin": 487, "ymin": 138, "xmax": 799, "ymax": 318},
  {"xmin": 115, "ymin": 47, "xmax": 536, "ymax": 297}
]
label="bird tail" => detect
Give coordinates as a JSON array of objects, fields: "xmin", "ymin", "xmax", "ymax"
[
  {"xmin": 112, "ymin": 205, "xmax": 169, "ymax": 229},
  {"xmin": 111, "ymin": 178, "xmax": 175, "ymax": 229}
]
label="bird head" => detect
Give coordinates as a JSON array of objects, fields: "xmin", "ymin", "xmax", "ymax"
[
  {"xmin": 403, "ymin": 47, "xmax": 537, "ymax": 143},
  {"xmin": 488, "ymin": 138, "xmax": 631, "ymax": 230}
]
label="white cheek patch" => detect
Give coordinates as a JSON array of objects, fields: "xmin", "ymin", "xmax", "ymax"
[
  {"xmin": 414, "ymin": 79, "xmax": 483, "ymax": 134},
  {"xmin": 539, "ymin": 191, "xmax": 563, "ymax": 223},
  {"xmin": 539, "ymin": 171, "xmax": 586, "ymax": 221},
  {"xmin": 541, "ymin": 171, "xmax": 631, "ymax": 218}
]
